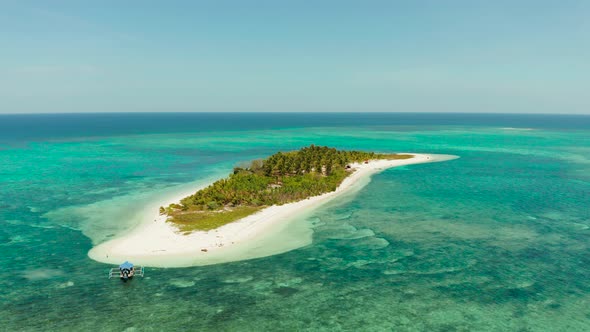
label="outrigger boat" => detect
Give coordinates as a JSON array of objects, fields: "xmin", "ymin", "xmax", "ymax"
[{"xmin": 109, "ymin": 261, "xmax": 145, "ymax": 281}]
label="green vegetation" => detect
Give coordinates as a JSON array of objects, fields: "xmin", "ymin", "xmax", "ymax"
[
  {"xmin": 165, "ymin": 145, "xmax": 411, "ymax": 231},
  {"xmin": 173, "ymin": 206, "xmax": 263, "ymax": 233}
]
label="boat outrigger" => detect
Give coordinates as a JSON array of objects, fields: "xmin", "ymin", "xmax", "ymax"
[{"xmin": 109, "ymin": 261, "xmax": 145, "ymax": 280}]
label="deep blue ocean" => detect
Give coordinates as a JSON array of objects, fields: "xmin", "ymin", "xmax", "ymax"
[{"xmin": 1, "ymin": 113, "xmax": 589, "ymax": 331}]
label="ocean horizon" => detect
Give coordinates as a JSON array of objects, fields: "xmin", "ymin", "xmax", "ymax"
[{"xmin": 1, "ymin": 112, "xmax": 589, "ymax": 331}]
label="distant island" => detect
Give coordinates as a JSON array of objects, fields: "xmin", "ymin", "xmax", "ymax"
[{"xmin": 162, "ymin": 145, "xmax": 412, "ymax": 231}]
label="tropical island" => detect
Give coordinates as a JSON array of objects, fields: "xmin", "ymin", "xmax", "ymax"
[
  {"xmin": 88, "ymin": 148, "xmax": 457, "ymax": 268},
  {"xmin": 162, "ymin": 145, "xmax": 412, "ymax": 232}
]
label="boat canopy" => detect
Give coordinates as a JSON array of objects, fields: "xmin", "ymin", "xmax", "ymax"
[{"xmin": 119, "ymin": 261, "xmax": 134, "ymax": 269}]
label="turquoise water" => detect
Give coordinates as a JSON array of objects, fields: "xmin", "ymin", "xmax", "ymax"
[{"xmin": 1, "ymin": 113, "xmax": 589, "ymax": 331}]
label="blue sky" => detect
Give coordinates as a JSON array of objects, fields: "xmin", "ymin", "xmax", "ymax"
[{"xmin": 1, "ymin": 0, "xmax": 589, "ymax": 114}]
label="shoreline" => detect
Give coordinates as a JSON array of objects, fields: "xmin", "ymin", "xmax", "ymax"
[{"xmin": 88, "ymin": 153, "xmax": 458, "ymax": 267}]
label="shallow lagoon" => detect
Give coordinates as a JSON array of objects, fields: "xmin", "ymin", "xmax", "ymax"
[{"xmin": 1, "ymin": 113, "xmax": 589, "ymax": 331}]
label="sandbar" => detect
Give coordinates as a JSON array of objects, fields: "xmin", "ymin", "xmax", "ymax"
[{"xmin": 88, "ymin": 153, "xmax": 457, "ymax": 267}]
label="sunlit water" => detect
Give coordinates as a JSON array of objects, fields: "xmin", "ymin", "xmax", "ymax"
[{"xmin": 1, "ymin": 113, "xmax": 589, "ymax": 331}]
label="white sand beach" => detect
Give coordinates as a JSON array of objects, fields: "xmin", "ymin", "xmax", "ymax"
[{"xmin": 88, "ymin": 153, "xmax": 457, "ymax": 267}]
